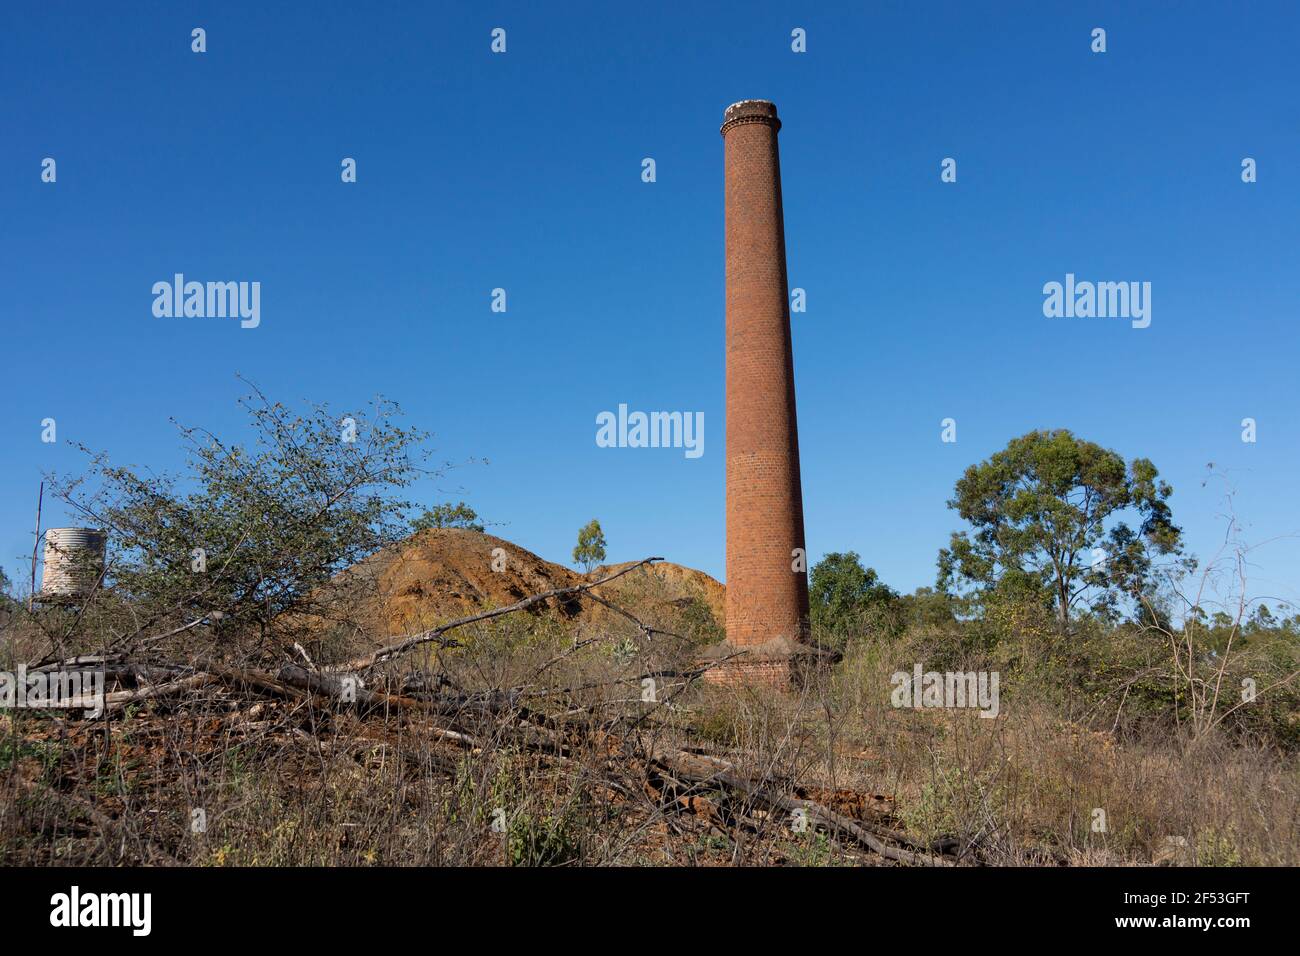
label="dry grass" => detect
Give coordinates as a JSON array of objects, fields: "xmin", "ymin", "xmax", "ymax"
[{"xmin": 2, "ymin": 573, "xmax": 1296, "ymax": 867}]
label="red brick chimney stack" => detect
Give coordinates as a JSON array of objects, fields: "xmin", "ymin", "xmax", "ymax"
[{"xmin": 710, "ymin": 99, "xmax": 812, "ymax": 686}]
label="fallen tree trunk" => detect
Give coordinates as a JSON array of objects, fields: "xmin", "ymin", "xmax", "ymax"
[
  {"xmin": 61, "ymin": 672, "xmax": 215, "ymax": 716},
  {"xmin": 8, "ymin": 555, "xmax": 971, "ymax": 868}
]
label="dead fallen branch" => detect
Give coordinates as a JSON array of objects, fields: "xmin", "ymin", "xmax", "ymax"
[
  {"xmin": 62, "ymin": 672, "xmax": 214, "ymax": 716},
  {"xmin": 4, "ymin": 554, "xmax": 969, "ymax": 868}
]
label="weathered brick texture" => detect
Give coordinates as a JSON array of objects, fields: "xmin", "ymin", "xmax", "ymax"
[
  {"xmin": 718, "ymin": 99, "xmax": 810, "ymax": 683},
  {"xmin": 703, "ymin": 659, "xmax": 791, "ymax": 687}
]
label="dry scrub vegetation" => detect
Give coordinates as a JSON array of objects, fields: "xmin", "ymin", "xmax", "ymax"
[
  {"xmin": 2, "ymin": 565, "xmax": 1296, "ymax": 867},
  {"xmin": 2, "ymin": 391, "xmax": 1295, "ymax": 867}
]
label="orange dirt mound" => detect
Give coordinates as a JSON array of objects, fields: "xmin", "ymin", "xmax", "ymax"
[
  {"xmin": 590, "ymin": 560, "xmax": 726, "ymax": 624},
  {"xmin": 309, "ymin": 528, "xmax": 724, "ymax": 644}
]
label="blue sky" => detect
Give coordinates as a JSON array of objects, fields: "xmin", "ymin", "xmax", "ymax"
[{"xmin": 2, "ymin": 1, "xmax": 1297, "ymax": 612}]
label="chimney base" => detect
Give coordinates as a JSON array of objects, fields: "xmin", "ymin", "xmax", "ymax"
[{"xmin": 698, "ymin": 636, "xmax": 839, "ymax": 689}]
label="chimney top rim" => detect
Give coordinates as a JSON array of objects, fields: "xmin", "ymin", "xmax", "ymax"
[{"xmin": 720, "ymin": 99, "xmax": 781, "ymax": 135}]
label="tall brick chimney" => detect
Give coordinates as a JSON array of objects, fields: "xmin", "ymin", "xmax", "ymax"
[{"xmin": 704, "ymin": 99, "xmax": 818, "ymax": 687}]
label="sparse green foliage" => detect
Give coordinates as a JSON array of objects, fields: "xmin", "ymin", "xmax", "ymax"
[
  {"xmin": 412, "ymin": 501, "xmax": 484, "ymax": 533},
  {"xmin": 677, "ymin": 588, "xmax": 725, "ymax": 644},
  {"xmin": 572, "ymin": 519, "xmax": 607, "ymax": 574},
  {"xmin": 809, "ymin": 552, "xmax": 897, "ymax": 643},
  {"xmin": 507, "ymin": 808, "xmax": 582, "ymax": 867},
  {"xmin": 47, "ymin": 384, "xmax": 434, "ymax": 648}
]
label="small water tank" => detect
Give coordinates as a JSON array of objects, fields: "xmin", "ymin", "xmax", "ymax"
[{"xmin": 40, "ymin": 527, "xmax": 107, "ymax": 599}]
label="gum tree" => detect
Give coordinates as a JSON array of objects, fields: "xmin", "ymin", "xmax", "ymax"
[
  {"xmin": 937, "ymin": 429, "xmax": 1183, "ymax": 634},
  {"xmin": 572, "ymin": 519, "xmax": 607, "ymax": 574}
]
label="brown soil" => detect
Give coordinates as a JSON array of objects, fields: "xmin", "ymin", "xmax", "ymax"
[{"xmin": 308, "ymin": 528, "xmax": 724, "ymax": 644}]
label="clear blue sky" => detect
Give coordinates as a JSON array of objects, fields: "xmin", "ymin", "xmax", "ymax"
[{"xmin": 3, "ymin": 1, "xmax": 1297, "ymax": 610}]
